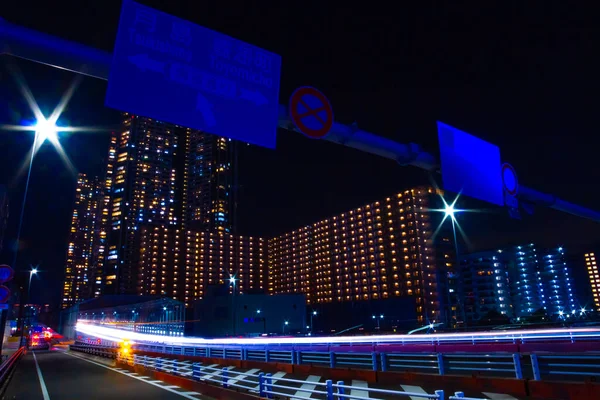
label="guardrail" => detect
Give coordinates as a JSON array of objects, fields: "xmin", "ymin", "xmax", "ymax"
[
  {"xmin": 0, "ymin": 347, "xmax": 26, "ymax": 393},
  {"xmin": 132, "ymin": 343, "xmax": 600, "ymax": 382},
  {"xmin": 116, "ymin": 352, "xmax": 451, "ymax": 400},
  {"xmin": 70, "ymin": 343, "xmax": 119, "ymax": 359}
]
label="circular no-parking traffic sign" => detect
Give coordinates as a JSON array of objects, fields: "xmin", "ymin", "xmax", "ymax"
[
  {"xmin": 501, "ymin": 163, "xmax": 519, "ymax": 196},
  {"xmin": 289, "ymin": 87, "xmax": 334, "ymax": 139},
  {"xmin": 0, "ymin": 265, "xmax": 14, "ymax": 284}
]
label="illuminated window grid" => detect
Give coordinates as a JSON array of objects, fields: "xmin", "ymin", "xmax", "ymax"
[
  {"xmin": 267, "ymin": 187, "xmax": 438, "ymax": 323},
  {"xmin": 585, "ymin": 252, "xmax": 600, "ymax": 309}
]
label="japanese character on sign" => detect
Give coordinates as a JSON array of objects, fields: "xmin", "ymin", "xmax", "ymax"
[
  {"xmin": 234, "ymin": 45, "xmax": 253, "ymax": 66},
  {"xmin": 253, "ymin": 51, "xmax": 272, "ymax": 73},
  {"xmin": 134, "ymin": 8, "xmax": 156, "ymax": 32},
  {"xmin": 171, "ymin": 21, "xmax": 191, "ymax": 45},
  {"xmin": 213, "ymin": 38, "xmax": 232, "ymax": 59}
]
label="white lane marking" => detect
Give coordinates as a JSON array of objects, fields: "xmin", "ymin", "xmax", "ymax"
[
  {"xmin": 200, "ymin": 365, "xmax": 232, "ymax": 382},
  {"xmin": 64, "ymin": 352, "xmax": 201, "ymax": 399},
  {"xmin": 32, "ymin": 352, "xmax": 51, "ymax": 400},
  {"xmin": 165, "ymin": 385, "xmax": 181, "ymax": 389},
  {"xmin": 227, "ymin": 368, "xmax": 260, "ymax": 387},
  {"xmin": 182, "ymin": 392, "xmax": 201, "ymax": 396},
  {"xmin": 251, "ymin": 371, "xmax": 286, "ymax": 392},
  {"xmin": 400, "ymin": 385, "xmax": 430, "ymax": 400},
  {"xmin": 350, "ymin": 380, "xmax": 369, "ymax": 399},
  {"xmin": 292, "ymin": 375, "xmax": 321, "ymax": 400},
  {"xmin": 483, "ymin": 393, "xmax": 518, "ymax": 400}
]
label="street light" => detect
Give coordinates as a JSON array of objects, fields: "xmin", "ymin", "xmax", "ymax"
[
  {"xmin": 18, "ymin": 266, "xmax": 38, "ymax": 346},
  {"xmin": 372, "ymin": 314, "xmax": 383, "ymax": 330},
  {"xmin": 283, "ymin": 320, "xmax": 289, "ymax": 334},
  {"xmin": 310, "ymin": 310, "xmax": 318, "ymax": 334}
]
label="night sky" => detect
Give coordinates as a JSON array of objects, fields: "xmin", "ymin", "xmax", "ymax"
[{"xmin": 1, "ymin": 1, "xmax": 599, "ymax": 308}]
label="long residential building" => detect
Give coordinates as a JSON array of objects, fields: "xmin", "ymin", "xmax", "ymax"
[{"xmin": 267, "ymin": 187, "xmax": 455, "ymax": 324}]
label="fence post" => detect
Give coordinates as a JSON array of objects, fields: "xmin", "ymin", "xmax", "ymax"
[
  {"xmin": 296, "ymin": 351, "xmax": 301, "ymax": 364},
  {"xmin": 435, "ymin": 390, "xmax": 444, "ymax": 400},
  {"xmin": 380, "ymin": 353, "xmax": 388, "ymax": 372},
  {"xmin": 371, "ymin": 352, "xmax": 378, "ymax": 371},
  {"xmin": 530, "ymin": 354, "xmax": 541, "ymax": 380},
  {"xmin": 242, "ymin": 348, "xmax": 247, "ymax": 361},
  {"xmin": 265, "ymin": 349, "xmax": 270, "ymax": 363},
  {"xmin": 258, "ymin": 372, "xmax": 265, "ymax": 397},
  {"xmin": 222, "ymin": 367, "xmax": 229, "ymax": 388},
  {"xmin": 156, "ymin": 358, "xmax": 162, "ymax": 371},
  {"xmin": 266, "ymin": 373, "xmax": 273, "ymax": 399},
  {"xmin": 290, "ymin": 350, "xmax": 295, "ymax": 364},
  {"xmin": 437, "ymin": 353, "xmax": 445, "ymax": 375},
  {"xmin": 207, "ymin": 347, "xmax": 211, "ymax": 358},
  {"xmin": 330, "ymin": 352, "xmax": 336, "ymax": 368},
  {"xmin": 336, "ymin": 380, "xmax": 344, "ymax": 400},
  {"xmin": 326, "ymin": 379, "xmax": 334, "ymax": 400},
  {"xmin": 513, "ymin": 353, "xmax": 523, "ymax": 379},
  {"xmin": 192, "ymin": 362, "xmax": 201, "ymax": 381},
  {"xmin": 173, "ymin": 359, "xmax": 178, "ymax": 375},
  {"xmin": 454, "ymin": 392, "xmax": 465, "ymax": 398}
]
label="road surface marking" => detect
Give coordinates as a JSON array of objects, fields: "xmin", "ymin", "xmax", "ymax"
[
  {"xmin": 166, "ymin": 385, "xmax": 181, "ymax": 389},
  {"xmin": 293, "ymin": 375, "xmax": 321, "ymax": 399},
  {"xmin": 227, "ymin": 368, "xmax": 260, "ymax": 386},
  {"xmin": 351, "ymin": 380, "xmax": 369, "ymax": 399},
  {"xmin": 400, "ymin": 385, "xmax": 430, "ymax": 400},
  {"xmin": 64, "ymin": 352, "xmax": 201, "ymax": 399},
  {"xmin": 182, "ymin": 392, "xmax": 201, "ymax": 395},
  {"xmin": 483, "ymin": 393, "xmax": 518, "ymax": 400},
  {"xmin": 201, "ymin": 365, "xmax": 232, "ymax": 382},
  {"xmin": 251, "ymin": 370, "xmax": 286, "ymax": 392},
  {"xmin": 32, "ymin": 352, "xmax": 51, "ymax": 400}
]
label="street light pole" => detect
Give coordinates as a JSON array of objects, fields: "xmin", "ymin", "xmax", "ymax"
[
  {"xmin": 18, "ymin": 266, "xmax": 38, "ymax": 346},
  {"xmin": 310, "ymin": 310, "xmax": 317, "ymax": 334},
  {"xmin": 229, "ymin": 276, "xmax": 237, "ymax": 336}
]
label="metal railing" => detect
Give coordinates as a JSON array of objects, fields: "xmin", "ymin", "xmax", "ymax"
[
  {"xmin": 70, "ymin": 343, "xmax": 119, "ymax": 359},
  {"xmin": 115, "ymin": 352, "xmax": 447, "ymax": 400},
  {"xmin": 131, "ymin": 342, "xmax": 600, "ymax": 382},
  {"xmin": 0, "ymin": 347, "xmax": 26, "ymax": 393}
]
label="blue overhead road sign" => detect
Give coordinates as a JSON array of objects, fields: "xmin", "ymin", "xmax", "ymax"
[
  {"xmin": 437, "ymin": 122, "xmax": 504, "ymax": 206},
  {"xmin": 105, "ymin": 0, "xmax": 281, "ymax": 148}
]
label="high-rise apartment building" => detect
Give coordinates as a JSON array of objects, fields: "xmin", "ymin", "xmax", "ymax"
[
  {"xmin": 460, "ymin": 251, "xmax": 513, "ymax": 322},
  {"xmin": 584, "ymin": 251, "xmax": 600, "ymax": 310},
  {"xmin": 103, "ymin": 114, "xmax": 232, "ymax": 296},
  {"xmin": 61, "ymin": 174, "xmax": 105, "ymax": 308},
  {"xmin": 459, "ymin": 244, "xmax": 578, "ymax": 321},
  {"xmin": 267, "ymin": 187, "xmax": 455, "ymax": 324}
]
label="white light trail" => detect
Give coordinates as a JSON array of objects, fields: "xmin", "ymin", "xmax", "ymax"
[{"xmin": 75, "ymin": 321, "xmax": 600, "ymax": 346}]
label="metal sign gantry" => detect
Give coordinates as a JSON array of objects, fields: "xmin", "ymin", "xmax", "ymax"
[{"xmin": 1, "ymin": 16, "xmax": 599, "ymax": 222}]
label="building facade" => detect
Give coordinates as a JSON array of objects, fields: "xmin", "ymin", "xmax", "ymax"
[
  {"xmin": 267, "ymin": 187, "xmax": 454, "ymax": 324},
  {"xmin": 584, "ymin": 251, "xmax": 600, "ymax": 311},
  {"xmin": 459, "ymin": 244, "xmax": 578, "ymax": 322},
  {"xmin": 103, "ymin": 114, "xmax": 233, "ymax": 296},
  {"xmin": 61, "ymin": 174, "xmax": 105, "ymax": 308},
  {"xmin": 460, "ymin": 251, "xmax": 513, "ymax": 322},
  {"xmin": 137, "ymin": 226, "xmax": 266, "ymax": 307}
]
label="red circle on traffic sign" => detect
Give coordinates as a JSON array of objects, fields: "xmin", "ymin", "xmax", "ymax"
[
  {"xmin": 289, "ymin": 87, "xmax": 334, "ymax": 139},
  {"xmin": 0, "ymin": 265, "xmax": 13, "ymax": 284},
  {"xmin": 502, "ymin": 163, "xmax": 519, "ymax": 196},
  {"xmin": 0, "ymin": 286, "xmax": 10, "ymax": 303}
]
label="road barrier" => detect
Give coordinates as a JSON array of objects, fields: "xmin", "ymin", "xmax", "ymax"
[
  {"xmin": 130, "ymin": 342, "xmax": 600, "ymax": 382},
  {"xmin": 115, "ymin": 352, "xmax": 451, "ymax": 400},
  {"xmin": 0, "ymin": 347, "xmax": 26, "ymax": 394}
]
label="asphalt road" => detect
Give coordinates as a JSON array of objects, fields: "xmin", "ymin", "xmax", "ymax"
[{"xmin": 2, "ymin": 349, "xmax": 208, "ymax": 399}]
